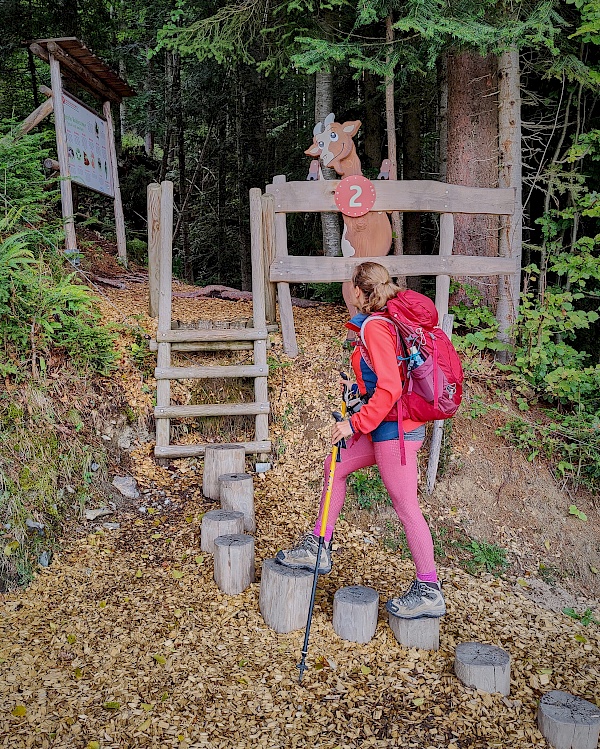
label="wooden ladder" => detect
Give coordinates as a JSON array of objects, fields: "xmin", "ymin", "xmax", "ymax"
[{"xmin": 150, "ymin": 183, "xmax": 271, "ymax": 462}]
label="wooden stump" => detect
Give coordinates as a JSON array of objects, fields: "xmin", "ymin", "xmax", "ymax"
[
  {"xmin": 202, "ymin": 444, "xmax": 245, "ymax": 499},
  {"xmin": 538, "ymin": 691, "xmax": 600, "ymax": 749},
  {"xmin": 454, "ymin": 642, "xmax": 511, "ymax": 695},
  {"xmin": 259, "ymin": 559, "xmax": 313, "ymax": 634},
  {"xmin": 388, "ymin": 614, "xmax": 440, "ymax": 651},
  {"xmin": 333, "ymin": 586, "xmax": 379, "ymax": 644},
  {"xmin": 213, "ymin": 534, "xmax": 255, "ymax": 595},
  {"xmin": 218, "ymin": 473, "xmax": 255, "ymax": 533},
  {"xmin": 200, "ymin": 510, "xmax": 244, "ymax": 554}
]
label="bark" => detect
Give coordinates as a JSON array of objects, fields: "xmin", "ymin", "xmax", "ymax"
[
  {"xmin": 315, "ymin": 71, "xmax": 341, "ymax": 257},
  {"xmin": 447, "ymin": 51, "xmax": 499, "ymax": 309},
  {"xmin": 497, "ymin": 47, "xmax": 523, "ymax": 355},
  {"xmin": 385, "ymin": 13, "xmax": 403, "ymax": 262},
  {"xmin": 402, "ymin": 86, "xmax": 422, "ymax": 291},
  {"xmin": 173, "ymin": 53, "xmax": 193, "ymax": 284},
  {"xmin": 144, "ymin": 51, "xmax": 155, "ymax": 157},
  {"xmin": 438, "ymin": 54, "xmax": 448, "ymax": 182},
  {"xmin": 363, "ymin": 72, "xmax": 381, "ymax": 171}
]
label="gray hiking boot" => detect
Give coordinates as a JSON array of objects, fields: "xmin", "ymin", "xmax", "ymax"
[
  {"xmin": 275, "ymin": 533, "xmax": 332, "ymax": 575},
  {"xmin": 386, "ymin": 579, "xmax": 446, "ymax": 619}
]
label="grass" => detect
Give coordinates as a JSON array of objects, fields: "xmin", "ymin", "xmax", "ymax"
[{"xmin": 348, "ymin": 467, "xmax": 390, "ymax": 510}]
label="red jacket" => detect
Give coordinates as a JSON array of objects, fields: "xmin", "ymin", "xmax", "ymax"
[{"xmin": 348, "ymin": 316, "xmax": 424, "ymax": 437}]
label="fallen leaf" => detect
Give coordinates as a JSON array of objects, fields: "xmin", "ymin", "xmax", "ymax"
[
  {"xmin": 141, "ymin": 703, "xmax": 153, "ymax": 711},
  {"xmin": 67, "ymin": 634, "xmax": 76, "ymax": 644},
  {"xmin": 152, "ymin": 654, "xmax": 167, "ymax": 665},
  {"xmin": 194, "ymin": 556, "xmax": 204, "ymax": 565},
  {"xmin": 412, "ymin": 698, "xmax": 425, "ymax": 706},
  {"xmin": 172, "ymin": 570, "xmax": 184, "ymax": 579},
  {"xmin": 74, "ymin": 667, "xmax": 83, "ymax": 679},
  {"xmin": 590, "ymin": 566, "xmax": 598, "ymax": 575},
  {"xmin": 87, "ymin": 742, "xmax": 101, "ymax": 749},
  {"xmin": 544, "ymin": 540, "xmax": 550, "ymax": 551},
  {"xmin": 11, "ymin": 705, "xmax": 26, "ymax": 717},
  {"xmin": 102, "ymin": 701, "xmax": 120, "ymax": 710},
  {"xmin": 135, "ymin": 570, "xmax": 143, "ymax": 578},
  {"xmin": 360, "ymin": 665, "xmax": 371, "ymax": 675},
  {"xmin": 138, "ymin": 718, "xmax": 152, "ymax": 731},
  {"xmin": 574, "ymin": 634, "xmax": 587, "ymax": 643}
]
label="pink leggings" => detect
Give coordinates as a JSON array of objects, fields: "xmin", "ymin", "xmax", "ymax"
[{"xmin": 313, "ymin": 435, "xmax": 437, "ymax": 581}]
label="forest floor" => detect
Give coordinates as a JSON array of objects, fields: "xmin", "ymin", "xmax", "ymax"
[{"xmin": 1, "ymin": 257, "xmax": 599, "ymax": 748}]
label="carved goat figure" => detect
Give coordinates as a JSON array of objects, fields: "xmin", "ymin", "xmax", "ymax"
[{"xmin": 305, "ymin": 113, "xmax": 392, "ymax": 315}]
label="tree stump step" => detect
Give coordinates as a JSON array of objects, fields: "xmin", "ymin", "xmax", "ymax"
[
  {"xmin": 259, "ymin": 559, "xmax": 313, "ymax": 634},
  {"xmin": 219, "ymin": 473, "xmax": 255, "ymax": 533},
  {"xmin": 538, "ymin": 690, "xmax": 600, "ymax": 749},
  {"xmin": 200, "ymin": 510, "xmax": 244, "ymax": 553},
  {"xmin": 213, "ymin": 534, "xmax": 255, "ymax": 595},
  {"xmin": 203, "ymin": 444, "xmax": 245, "ymax": 500},
  {"xmin": 333, "ymin": 586, "xmax": 379, "ymax": 644},
  {"xmin": 388, "ymin": 613, "xmax": 440, "ymax": 651},
  {"xmin": 454, "ymin": 642, "xmax": 511, "ymax": 695}
]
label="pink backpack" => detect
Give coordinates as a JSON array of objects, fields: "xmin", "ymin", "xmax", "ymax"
[{"xmin": 360, "ymin": 290, "xmax": 463, "ymax": 461}]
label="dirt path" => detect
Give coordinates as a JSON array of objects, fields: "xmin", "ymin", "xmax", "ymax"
[{"xmin": 1, "ymin": 289, "xmax": 598, "ymax": 748}]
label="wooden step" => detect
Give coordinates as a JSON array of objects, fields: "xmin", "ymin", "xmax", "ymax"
[
  {"xmin": 155, "ymin": 365, "xmax": 268, "ymax": 380},
  {"xmin": 157, "ymin": 328, "xmax": 268, "ymax": 343},
  {"xmin": 155, "ymin": 403, "xmax": 270, "ymax": 418},
  {"xmin": 149, "ymin": 339, "xmax": 256, "ymax": 353},
  {"xmin": 154, "ymin": 441, "xmax": 271, "ymax": 458}
]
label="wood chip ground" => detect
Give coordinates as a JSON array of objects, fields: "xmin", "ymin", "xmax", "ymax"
[{"xmin": 1, "ymin": 286, "xmax": 599, "ymax": 748}]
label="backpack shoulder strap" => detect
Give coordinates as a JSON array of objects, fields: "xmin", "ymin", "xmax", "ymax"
[{"xmin": 359, "ymin": 314, "xmax": 395, "ymax": 349}]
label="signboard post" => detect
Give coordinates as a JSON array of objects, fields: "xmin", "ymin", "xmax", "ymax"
[{"xmin": 29, "ymin": 38, "xmax": 134, "ymax": 266}]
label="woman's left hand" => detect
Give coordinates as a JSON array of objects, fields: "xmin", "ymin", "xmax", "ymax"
[{"xmin": 331, "ymin": 419, "xmax": 353, "ymax": 445}]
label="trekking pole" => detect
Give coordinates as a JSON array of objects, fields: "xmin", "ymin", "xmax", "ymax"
[{"xmin": 297, "ymin": 398, "xmax": 347, "ymax": 683}]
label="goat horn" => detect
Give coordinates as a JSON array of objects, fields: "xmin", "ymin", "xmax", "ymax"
[
  {"xmin": 324, "ymin": 112, "xmax": 335, "ymax": 126},
  {"xmin": 313, "ymin": 121, "xmax": 324, "ymax": 135}
]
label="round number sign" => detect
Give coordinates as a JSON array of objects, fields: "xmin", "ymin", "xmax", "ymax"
[{"xmin": 334, "ymin": 175, "xmax": 376, "ymax": 217}]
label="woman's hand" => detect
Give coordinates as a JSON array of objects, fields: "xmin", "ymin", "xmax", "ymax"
[{"xmin": 331, "ymin": 419, "xmax": 353, "ymax": 445}]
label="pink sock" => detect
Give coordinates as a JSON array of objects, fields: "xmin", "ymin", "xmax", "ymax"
[{"xmin": 417, "ymin": 570, "xmax": 438, "ymax": 583}]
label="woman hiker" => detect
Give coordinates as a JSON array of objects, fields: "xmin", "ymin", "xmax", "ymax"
[{"xmin": 276, "ymin": 261, "xmax": 445, "ymax": 620}]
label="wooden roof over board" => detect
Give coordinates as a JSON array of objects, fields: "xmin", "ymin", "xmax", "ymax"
[{"xmin": 28, "ymin": 38, "xmax": 135, "ymax": 102}]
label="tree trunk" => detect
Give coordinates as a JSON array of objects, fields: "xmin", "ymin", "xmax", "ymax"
[
  {"xmin": 497, "ymin": 47, "xmax": 522, "ymax": 356},
  {"xmin": 144, "ymin": 51, "xmax": 155, "ymax": 157},
  {"xmin": 385, "ymin": 13, "xmax": 403, "ymax": 263},
  {"xmin": 363, "ymin": 72, "xmax": 381, "ymax": 171},
  {"xmin": 447, "ymin": 51, "xmax": 499, "ymax": 309},
  {"xmin": 315, "ymin": 71, "xmax": 341, "ymax": 257},
  {"xmin": 173, "ymin": 53, "xmax": 193, "ymax": 283},
  {"xmin": 438, "ymin": 54, "xmax": 448, "ymax": 182},
  {"xmin": 402, "ymin": 86, "xmax": 422, "ymax": 290}
]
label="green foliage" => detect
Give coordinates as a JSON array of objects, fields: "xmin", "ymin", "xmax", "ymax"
[
  {"xmin": 563, "ymin": 607, "xmax": 600, "ymax": 626},
  {"xmin": 450, "ymin": 282, "xmax": 502, "ymax": 353},
  {"xmin": 349, "ymin": 467, "xmax": 390, "ymax": 510},
  {"xmin": 464, "ymin": 540, "xmax": 508, "ymax": 575}
]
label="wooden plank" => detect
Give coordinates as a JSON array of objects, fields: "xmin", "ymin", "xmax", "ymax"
[
  {"xmin": 435, "ymin": 213, "xmax": 454, "ymax": 319},
  {"xmin": 7, "ymin": 97, "xmax": 53, "ymax": 142},
  {"xmin": 155, "ymin": 342, "xmax": 171, "ymax": 450},
  {"xmin": 155, "ymin": 403, "xmax": 270, "ymax": 418},
  {"xmin": 47, "ymin": 41, "xmax": 121, "ymax": 103},
  {"xmin": 250, "ymin": 188, "xmax": 267, "ymax": 330},
  {"xmin": 147, "ymin": 183, "xmax": 161, "ymax": 317},
  {"xmin": 271, "ymin": 254, "xmax": 519, "ymax": 283},
  {"xmin": 103, "ymin": 101, "xmax": 127, "ymax": 266},
  {"xmin": 155, "ymin": 364, "xmax": 268, "ymax": 380},
  {"xmin": 265, "ymin": 179, "xmax": 515, "ymax": 216},
  {"xmin": 155, "ymin": 441, "xmax": 271, "ymax": 458},
  {"xmin": 157, "ymin": 181, "xmax": 174, "ymax": 334},
  {"xmin": 261, "ymin": 194, "xmax": 277, "ymax": 325},
  {"xmin": 157, "ymin": 327, "xmax": 268, "ymax": 343},
  {"xmin": 149, "ymin": 339, "xmax": 256, "ymax": 352},
  {"xmin": 49, "ymin": 52, "xmax": 77, "ymax": 253},
  {"xmin": 272, "ymin": 175, "xmax": 298, "ymax": 357}
]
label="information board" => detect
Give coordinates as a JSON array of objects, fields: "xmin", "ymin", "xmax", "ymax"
[{"xmin": 63, "ymin": 94, "xmax": 114, "ymax": 197}]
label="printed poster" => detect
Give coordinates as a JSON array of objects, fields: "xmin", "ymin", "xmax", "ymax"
[{"xmin": 62, "ymin": 94, "xmax": 114, "ymax": 198}]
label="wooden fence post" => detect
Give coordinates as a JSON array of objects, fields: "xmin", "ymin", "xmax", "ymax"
[
  {"xmin": 155, "ymin": 181, "xmax": 173, "ymax": 461},
  {"xmin": 426, "ymin": 313, "xmax": 454, "ymax": 495},
  {"xmin": 272, "ymin": 175, "xmax": 298, "ymax": 357},
  {"xmin": 261, "ymin": 193, "xmax": 277, "ymax": 325},
  {"xmin": 435, "ymin": 213, "xmax": 454, "ymax": 319},
  {"xmin": 48, "ymin": 53, "xmax": 77, "ymax": 254},
  {"xmin": 147, "ymin": 183, "xmax": 161, "ymax": 318},
  {"xmin": 103, "ymin": 100, "xmax": 127, "ymax": 267}
]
